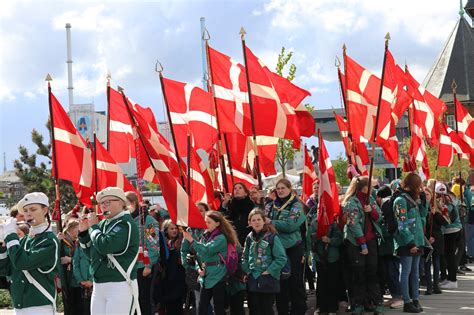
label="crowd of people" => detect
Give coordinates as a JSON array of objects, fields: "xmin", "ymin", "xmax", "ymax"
[{"xmin": 0, "ymin": 172, "xmax": 473, "ymax": 315}]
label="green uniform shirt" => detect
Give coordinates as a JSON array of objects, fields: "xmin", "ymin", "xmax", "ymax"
[
  {"xmin": 242, "ymin": 231, "xmax": 287, "ymax": 280},
  {"xmin": 266, "ymin": 195, "xmax": 306, "ymax": 249},
  {"xmin": 191, "ymin": 231, "xmax": 227, "ymax": 289},
  {"xmin": 307, "ymin": 220, "xmax": 342, "ymax": 264},
  {"xmin": 0, "ymin": 230, "xmax": 60, "ymax": 310},
  {"xmin": 78, "ymin": 211, "xmax": 139, "ymax": 283},
  {"xmin": 393, "ymin": 193, "xmax": 428, "ymax": 248},
  {"xmin": 72, "ymin": 246, "xmax": 91, "ymax": 283},
  {"xmin": 343, "ymin": 195, "xmax": 383, "ymax": 246}
]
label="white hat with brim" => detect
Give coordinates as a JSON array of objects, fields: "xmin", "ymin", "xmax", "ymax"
[
  {"xmin": 96, "ymin": 187, "xmax": 127, "ymax": 203},
  {"xmin": 17, "ymin": 192, "xmax": 49, "ymax": 213},
  {"xmin": 435, "ymin": 183, "xmax": 448, "ymax": 195}
]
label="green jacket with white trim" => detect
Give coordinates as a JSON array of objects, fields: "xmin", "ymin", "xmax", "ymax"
[
  {"xmin": 78, "ymin": 211, "xmax": 139, "ymax": 283},
  {"xmin": 0, "ymin": 230, "xmax": 60, "ymax": 310}
]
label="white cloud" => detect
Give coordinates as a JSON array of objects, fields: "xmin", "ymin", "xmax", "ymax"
[{"xmin": 52, "ymin": 4, "xmax": 123, "ymax": 31}]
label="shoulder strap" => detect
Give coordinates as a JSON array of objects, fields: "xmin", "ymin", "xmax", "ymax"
[{"xmin": 22, "ymin": 270, "xmax": 56, "ymax": 313}]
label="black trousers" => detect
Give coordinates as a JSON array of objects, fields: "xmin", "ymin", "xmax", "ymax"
[
  {"xmin": 445, "ymin": 231, "xmax": 462, "ymax": 281},
  {"xmin": 345, "ymin": 239, "xmax": 382, "ymax": 307},
  {"xmin": 164, "ymin": 299, "xmax": 184, "ymax": 315},
  {"xmin": 316, "ymin": 262, "xmax": 340, "ymax": 313},
  {"xmin": 247, "ymin": 291, "xmax": 275, "ymax": 315},
  {"xmin": 137, "ymin": 267, "xmax": 154, "ymax": 315},
  {"xmin": 276, "ymin": 243, "xmax": 307, "ymax": 315},
  {"xmin": 63, "ymin": 286, "xmax": 83, "ymax": 315},
  {"xmin": 199, "ymin": 281, "xmax": 226, "ymax": 315},
  {"xmin": 305, "ymin": 261, "xmax": 315, "ymax": 290},
  {"xmin": 228, "ymin": 290, "xmax": 245, "ymax": 315}
]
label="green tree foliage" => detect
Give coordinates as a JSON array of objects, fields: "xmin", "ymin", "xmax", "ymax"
[
  {"xmin": 332, "ymin": 154, "xmax": 349, "ymax": 186},
  {"xmin": 14, "ymin": 124, "xmax": 78, "ymax": 212}
]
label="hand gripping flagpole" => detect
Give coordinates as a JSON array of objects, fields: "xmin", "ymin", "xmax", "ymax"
[
  {"xmin": 452, "ymin": 80, "xmax": 464, "ymax": 204},
  {"xmin": 366, "ymin": 33, "xmax": 391, "ymax": 206},
  {"xmin": 203, "ymin": 28, "xmax": 231, "ymax": 193},
  {"xmin": 46, "ymin": 74, "xmax": 63, "ymax": 232},
  {"xmin": 239, "ymin": 27, "xmax": 263, "ymax": 190}
]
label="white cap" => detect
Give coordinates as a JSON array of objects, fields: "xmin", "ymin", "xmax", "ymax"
[
  {"xmin": 435, "ymin": 183, "xmax": 447, "ymax": 195},
  {"xmin": 18, "ymin": 192, "xmax": 49, "ymax": 213},
  {"xmin": 96, "ymin": 187, "xmax": 126, "ymax": 203}
]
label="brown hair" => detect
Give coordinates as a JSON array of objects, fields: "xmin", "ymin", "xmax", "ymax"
[
  {"xmin": 10, "ymin": 206, "xmax": 19, "ymax": 218},
  {"xmin": 232, "ymin": 182, "xmax": 250, "ymax": 197},
  {"xmin": 248, "ymin": 208, "xmax": 277, "ymax": 234},
  {"xmin": 205, "ymin": 211, "xmax": 240, "ymax": 246},
  {"xmin": 162, "ymin": 219, "xmax": 183, "ymax": 248},
  {"xmin": 343, "ymin": 176, "xmax": 369, "ymax": 205},
  {"xmin": 276, "ymin": 178, "xmax": 292, "ymax": 189},
  {"xmin": 125, "ymin": 191, "xmax": 140, "ymax": 210},
  {"xmin": 197, "ymin": 202, "xmax": 210, "ymax": 212},
  {"xmin": 401, "ymin": 172, "xmax": 423, "ymax": 199},
  {"xmin": 17, "ymin": 223, "xmax": 30, "ymax": 236},
  {"xmin": 64, "ymin": 220, "xmax": 79, "ymax": 234}
]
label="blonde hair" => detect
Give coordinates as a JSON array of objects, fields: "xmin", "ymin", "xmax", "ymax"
[{"xmin": 342, "ymin": 176, "xmax": 369, "ymax": 205}]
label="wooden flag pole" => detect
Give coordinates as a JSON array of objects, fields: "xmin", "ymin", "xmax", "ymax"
[
  {"xmin": 93, "ymin": 133, "xmax": 99, "ymax": 197},
  {"xmin": 336, "ymin": 53, "xmax": 353, "ymax": 162},
  {"xmin": 187, "ymin": 132, "xmax": 192, "ymax": 195},
  {"xmin": 203, "ymin": 31, "xmax": 230, "ymax": 193},
  {"xmin": 366, "ymin": 33, "xmax": 391, "ymax": 205},
  {"xmin": 452, "ymin": 80, "xmax": 464, "ymax": 204},
  {"xmin": 156, "ymin": 64, "xmax": 187, "ymax": 189},
  {"xmin": 46, "ymin": 74, "xmax": 63, "ymax": 232},
  {"xmin": 106, "ymin": 71, "xmax": 111, "ymax": 151},
  {"xmin": 239, "ymin": 27, "xmax": 263, "ymax": 190}
]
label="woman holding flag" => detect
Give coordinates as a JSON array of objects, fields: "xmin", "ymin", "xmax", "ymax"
[
  {"xmin": 342, "ymin": 176, "xmax": 383, "ymax": 315},
  {"xmin": 78, "ymin": 187, "xmax": 140, "ymax": 315}
]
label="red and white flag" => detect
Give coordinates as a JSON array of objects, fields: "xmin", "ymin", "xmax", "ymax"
[
  {"xmin": 405, "ymin": 66, "xmax": 447, "ymax": 145},
  {"xmin": 208, "ymin": 46, "xmax": 313, "ymax": 146},
  {"xmin": 317, "ymin": 131, "xmax": 340, "ymax": 238},
  {"xmin": 95, "ymin": 139, "xmax": 137, "ymax": 193},
  {"xmin": 188, "ymin": 147, "xmax": 216, "ymax": 206},
  {"xmin": 438, "ymin": 124, "xmax": 454, "ymax": 167},
  {"xmin": 302, "ymin": 145, "xmax": 317, "ymax": 202},
  {"xmin": 162, "ymin": 77, "xmax": 218, "ymax": 155},
  {"xmin": 455, "ymin": 98, "xmax": 474, "ymax": 150},
  {"xmin": 50, "ymin": 91, "xmax": 93, "ymax": 189},
  {"xmin": 408, "ymin": 110, "xmax": 430, "ymax": 179},
  {"xmin": 447, "ymin": 125, "xmax": 473, "ymax": 164}
]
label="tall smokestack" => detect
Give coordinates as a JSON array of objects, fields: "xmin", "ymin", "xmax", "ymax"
[{"xmin": 65, "ymin": 23, "xmax": 74, "ymax": 108}]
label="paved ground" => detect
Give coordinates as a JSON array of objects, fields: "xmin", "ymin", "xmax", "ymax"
[{"xmin": 2, "ymin": 264, "xmax": 474, "ymax": 314}]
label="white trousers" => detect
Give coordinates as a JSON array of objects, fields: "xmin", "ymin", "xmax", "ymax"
[
  {"xmin": 15, "ymin": 305, "xmax": 54, "ymax": 315},
  {"xmin": 91, "ymin": 281, "xmax": 135, "ymax": 315}
]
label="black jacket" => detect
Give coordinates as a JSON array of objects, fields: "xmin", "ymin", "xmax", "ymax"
[
  {"xmin": 425, "ymin": 211, "xmax": 449, "ymax": 255},
  {"xmin": 221, "ymin": 196, "xmax": 255, "ymax": 246}
]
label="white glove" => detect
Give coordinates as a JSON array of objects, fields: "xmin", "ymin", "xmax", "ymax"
[{"xmin": 3, "ymin": 218, "xmax": 17, "ymax": 237}]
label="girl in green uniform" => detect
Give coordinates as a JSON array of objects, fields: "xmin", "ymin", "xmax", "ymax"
[
  {"xmin": 242, "ymin": 209, "xmax": 287, "ymax": 315},
  {"xmin": 0, "ymin": 192, "xmax": 60, "ymax": 315},
  {"xmin": 182, "ymin": 211, "xmax": 239, "ymax": 315}
]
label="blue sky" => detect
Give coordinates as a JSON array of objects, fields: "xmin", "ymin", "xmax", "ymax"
[{"xmin": 0, "ymin": 0, "xmax": 467, "ymax": 171}]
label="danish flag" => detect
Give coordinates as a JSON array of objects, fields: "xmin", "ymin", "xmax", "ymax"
[
  {"xmin": 317, "ymin": 131, "xmax": 340, "ymax": 238},
  {"xmin": 188, "ymin": 147, "xmax": 216, "ymax": 205},
  {"xmin": 455, "ymin": 98, "xmax": 474, "ymax": 150},
  {"xmin": 302, "ymin": 145, "xmax": 317, "ymax": 202},
  {"xmin": 405, "ymin": 66, "xmax": 446, "ymax": 145},
  {"xmin": 208, "ymin": 46, "xmax": 313, "ymax": 146},
  {"xmin": 408, "ymin": 110, "xmax": 430, "ymax": 179},
  {"xmin": 50, "ymin": 91, "xmax": 93, "ymax": 189},
  {"xmin": 437, "ymin": 124, "xmax": 454, "ymax": 167},
  {"xmin": 162, "ymin": 77, "xmax": 218, "ymax": 155}
]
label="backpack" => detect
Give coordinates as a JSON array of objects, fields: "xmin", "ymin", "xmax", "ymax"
[
  {"xmin": 381, "ymin": 190, "xmax": 402, "ymax": 235},
  {"xmin": 210, "ymin": 232, "xmax": 239, "ymax": 278}
]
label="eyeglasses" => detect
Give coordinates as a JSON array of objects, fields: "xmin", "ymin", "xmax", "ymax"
[{"xmin": 99, "ymin": 199, "xmax": 121, "ymax": 207}]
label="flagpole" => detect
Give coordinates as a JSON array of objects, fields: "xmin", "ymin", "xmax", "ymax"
[
  {"xmin": 187, "ymin": 133, "xmax": 192, "ymax": 195},
  {"xmin": 93, "ymin": 133, "xmax": 99, "ymax": 196},
  {"xmin": 223, "ymin": 133, "xmax": 236, "ymax": 186},
  {"xmin": 239, "ymin": 27, "xmax": 263, "ymax": 190},
  {"xmin": 106, "ymin": 72, "xmax": 111, "ymax": 151},
  {"xmin": 367, "ymin": 33, "xmax": 391, "ymax": 205},
  {"xmin": 203, "ymin": 32, "xmax": 230, "ymax": 193},
  {"xmin": 336, "ymin": 54, "xmax": 352, "ymax": 162},
  {"xmin": 46, "ymin": 74, "xmax": 63, "ymax": 232},
  {"xmin": 452, "ymin": 80, "xmax": 464, "ymax": 204},
  {"xmin": 119, "ymin": 88, "xmax": 167, "ymax": 188},
  {"xmin": 157, "ymin": 66, "xmax": 187, "ymax": 189}
]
